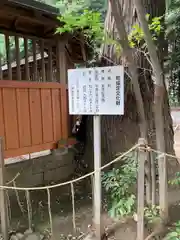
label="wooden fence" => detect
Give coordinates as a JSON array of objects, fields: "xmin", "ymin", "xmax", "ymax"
[{"xmin": 0, "ymin": 80, "xmax": 75, "ymax": 158}]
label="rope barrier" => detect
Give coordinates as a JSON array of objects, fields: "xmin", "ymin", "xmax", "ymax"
[
  {"xmin": 0, "ymin": 143, "xmax": 140, "ymax": 191},
  {"xmin": 6, "ymin": 172, "xmax": 20, "ymax": 186},
  {"xmin": 140, "ymin": 146, "xmax": 180, "ymax": 165},
  {"xmin": 1, "ymin": 143, "xmax": 180, "ymax": 191},
  {"xmin": 2, "ymin": 141, "xmax": 180, "ymax": 240},
  {"xmin": 174, "ymin": 124, "xmax": 180, "ymax": 132}
]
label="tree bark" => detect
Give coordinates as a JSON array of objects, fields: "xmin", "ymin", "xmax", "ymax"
[
  {"xmin": 133, "ymin": 0, "xmax": 168, "ymax": 221},
  {"xmin": 108, "ymin": 0, "xmax": 153, "ymax": 205},
  {"xmin": 109, "ymin": 0, "xmax": 147, "ymax": 140}
]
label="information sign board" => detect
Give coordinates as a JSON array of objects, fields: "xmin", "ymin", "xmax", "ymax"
[{"xmin": 68, "ymin": 66, "xmax": 124, "ymax": 115}]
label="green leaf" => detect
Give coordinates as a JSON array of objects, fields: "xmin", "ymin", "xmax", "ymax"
[{"xmin": 166, "ymin": 231, "xmax": 179, "ymax": 238}]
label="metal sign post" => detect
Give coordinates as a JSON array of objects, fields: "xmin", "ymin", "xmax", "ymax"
[
  {"xmin": 93, "ymin": 115, "xmax": 101, "ymax": 239},
  {"xmin": 68, "ymin": 66, "xmax": 124, "ymax": 240}
]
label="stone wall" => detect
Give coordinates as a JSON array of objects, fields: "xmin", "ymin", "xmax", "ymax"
[{"xmin": 5, "ymin": 149, "xmax": 75, "ymax": 191}]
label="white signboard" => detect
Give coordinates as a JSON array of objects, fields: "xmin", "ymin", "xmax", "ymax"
[{"xmin": 68, "ymin": 66, "xmax": 124, "ymax": 115}]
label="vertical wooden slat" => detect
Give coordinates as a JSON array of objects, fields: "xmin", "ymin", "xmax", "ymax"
[
  {"xmin": 40, "ymin": 40, "xmax": 46, "ymax": 82},
  {"xmin": 56, "ymin": 41, "xmax": 67, "ymax": 84},
  {"xmin": 56, "ymin": 41, "xmax": 69, "ymax": 139},
  {"xmin": 0, "ymin": 90, "xmax": 5, "ymax": 145},
  {"xmin": 29, "ymin": 89, "xmax": 43, "ymax": 145},
  {"xmin": 16, "ymin": 89, "xmax": 31, "ymax": 147},
  {"xmin": 3, "ymin": 88, "xmax": 19, "ymax": 149},
  {"xmin": 5, "ymin": 34, "xmax": 12, "ymax": 80},
  {"xmin": 41, "ymin": 89, "xmax": 53, "ymax": 142},
  {"xmin": 32, "ymin": 40, "xmax": 37, "ymax": 81},
  {"xmin": 37, "ymin": 70, "xmax": 40, "ymax": 82},
  {"xmin": 52, "ymin": 89, "xmax": 62, "ymax": 140},
  {"xmin": 48, "ymin": 45, "xmax": 53, "ymax": 82},
  {"xmin": 15, "ymin": 36, "xmax": 21, "ymax": 81},
  {"xmin": 24, "ymin": 37, "xmax": 30, "ymax": 81},
  {"xmin": 56, "ymin": 43, "xmax": 60, "ymax": 82},
  {"xmin": 0, "ymin": 55, "xmax": 2, "ymax": 80}
]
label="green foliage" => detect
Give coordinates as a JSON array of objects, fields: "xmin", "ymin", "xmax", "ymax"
[
  {"xmin": 128, "ymin": 14, "xmax": 163, "ymax": 48},
  {"xmin": 144, "ymin": 205, "xmax": 160, "ymax": 224},
  {"xmin": 166, "ymin": 0, "xmax": 180, "ymax": 35},
  {"xmin": 56, "ymin": 1, "xmax": 163, "ymax": 65},
  {"xmin": 0, "ymin": 35, "xmax": 30, "ymax": 64},
  {"xmin": 166, "ymin": 0, "xmax": 180, "ymax": 106},
  {"xmin": 165, "ymin": 172, "xmax": 180, "ymax": 239},
  {"xmin": 56, "ymin": 9, "xmax": 103, "ymax": 41},
  {"xmin": 56, "ymin": 0, "xmax": 107, "ymax": 63},
  {"xmin": 56, "ymin": 0, "xmax": 87, "ymax": 14},
  {"xmin": 56, "ymin": 0, "xmax": 107, "ymax": 20},
  {"xmin": 166, "ymin": 221, "xmax": 180, "ymax": 239},
  {"xmin": 169, "ymin": 172, "xmax": 180, "ymax": 185},
  {"xmin": 0, "ymin": 0, "xmax": 107, "ymax": 65},
  {"xmin": 101, "ymin": 151, "xmax": 137, "ymax": 218}
]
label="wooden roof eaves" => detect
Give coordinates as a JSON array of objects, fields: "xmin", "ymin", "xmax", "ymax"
[
  {"xmin": 0, "ymin": 1, "xmax": 88, "ymax": 63},
  {"xmin": 0, "ymin": 0, "xmax": 63, "ymax": 39},
  {"xmin": 7, "ymin": 0, "xmax": 60, "ymax": 16}
]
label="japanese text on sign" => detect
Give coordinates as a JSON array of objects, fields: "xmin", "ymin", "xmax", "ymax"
[{"xmin": 68, "ymin": 66, "xmax": 124, "ymax": 115}]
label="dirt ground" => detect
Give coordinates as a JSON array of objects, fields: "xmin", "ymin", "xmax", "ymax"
[{"xmin": 7, "ymin": 128, "xmax": 180, "ymax": 240}]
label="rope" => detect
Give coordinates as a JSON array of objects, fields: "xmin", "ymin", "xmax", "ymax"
[
  {"xmin": 6, "ymin": 172, "xmax": 20, "ymax": 185},
  {"xmin": 0, "ymin": 143, "xmax": 140, "ymax": 191},
  {"xmin": 141, "ymin": 146, "xmax": 180, "ymax": 165},
  {"xmin": 174, "ymin": 124, "xmax": 180, "ymax": 132},
  {"xmin": 1, "ymin": 143, "xmax": 180, "ymax": 192}
]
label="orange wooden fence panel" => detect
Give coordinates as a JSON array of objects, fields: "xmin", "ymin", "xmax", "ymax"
[{"xmin": 0, "ymin": 80, "xmax": 76, "ymax": 158}]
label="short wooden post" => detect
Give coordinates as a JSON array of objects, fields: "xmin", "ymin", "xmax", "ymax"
[
  {"xmin": 91, "ymin": 175, "xmax": 94, "ymax": 211},
  {"xmin": 0, "ymin": 137, "xmax": 8, "ymax": 240},
  {"xmin": 150, "ymin": 151, "xmax": 156, "ymax": 206},
  {"xmin": 158, "ymin": 153, "xmax": 168, "ymax": 221},
  {"xmin": 137, "ymin": 138, "xmax": 146, "ymax": 240},
  {"xmin": 25, "ymin": 190, "xmax": 32, "ymax": 230},
  {"xmin": 145, "ymin": 153, "xmax": 151, "ymax": 205}
]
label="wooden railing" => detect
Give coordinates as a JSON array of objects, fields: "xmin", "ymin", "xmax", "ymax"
[{"xmin": 0, "ymin": 80, "xmax": 75, "ymax": 158}]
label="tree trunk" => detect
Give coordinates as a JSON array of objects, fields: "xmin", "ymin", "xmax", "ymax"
[
  {"xmin": 108, "ymin": 0, "xmax": 153, "ymax": 206},
  {"xmin": 109, "ymin": 0, "xmax": 148, "ymax": 140},
  {"xmin": 83, "ymin": 0, "xmax": 175, "ymax": 207},
  {"xmin": 133, "ymin": 0, "xmax": 168, "ymax": 221},
  {"xmin": 100, "ymin": 1, "xmax": 175, "ymax": 162}
]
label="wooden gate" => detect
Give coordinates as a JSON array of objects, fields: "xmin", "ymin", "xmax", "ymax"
[{"xmin": 0, "ymin": 80, "xmax": 75, "ymax": 158}]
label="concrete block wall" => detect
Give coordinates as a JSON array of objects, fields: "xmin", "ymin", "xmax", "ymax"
[{"xmin": 5, "ymin": 149, "xmax": 75, "ymax": 191}]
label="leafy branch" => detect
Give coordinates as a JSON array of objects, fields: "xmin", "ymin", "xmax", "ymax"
[
  {"xmin": 101, "ymin": 151, "xmax": 138, "ymax": 218},
  {"xmin": 164, "ymin": 172, "xmax": 180, "ymax": 239},
  {"xmin": 56, "ymin": 2, "xmax": 163, "ymax": 65}
]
